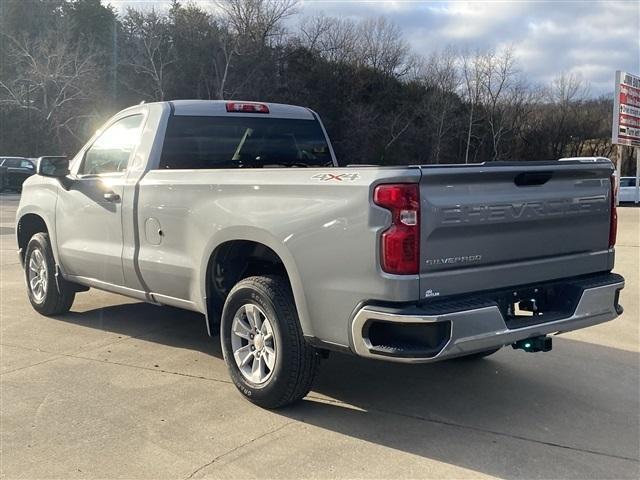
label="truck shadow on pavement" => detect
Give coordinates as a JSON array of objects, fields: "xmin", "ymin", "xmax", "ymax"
[
  {"xmin": 286, "ymin": 346, "xmax": 640, "ymax": 479},
  {"xmin": 62, "ymin": 302, "xmax": 223, "ymax": 359},
  {"xmin": 56, "ymin": 301, "xmax": 640, "ymax": 479}
]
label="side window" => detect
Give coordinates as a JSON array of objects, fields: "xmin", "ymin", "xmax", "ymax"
[
  {"xmin": 620, "ymin": 178, "xmax": 634, "ymax": 187},
  {"xmin": 20, "ymin": 160, "xmax": 34, "ymax": 169},
  {"xmin": 79, "ymin": 115, "xmax": 143, "ymax": 175}
]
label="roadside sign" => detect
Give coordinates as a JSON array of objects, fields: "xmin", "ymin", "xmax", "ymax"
[
  {"xmin": 612, "ymin": 71, "xmax": 640, "ymax": 147},
  {"xmin": 612, "ymin": 70, "xmax": 640, "ymax": 204}
]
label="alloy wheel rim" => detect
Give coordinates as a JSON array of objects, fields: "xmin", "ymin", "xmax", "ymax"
[
  {"xmin": 28, "ymin": 248, "xmax": 48, "ymax": 303},
  {"xmin": 230, "ymin": 303, "xmax": 276, "ymax": 385}
]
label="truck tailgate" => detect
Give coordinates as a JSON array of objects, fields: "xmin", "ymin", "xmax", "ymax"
[{"xmin": 418, "ymin": 161, "xmax": 614, "ymax": 299}]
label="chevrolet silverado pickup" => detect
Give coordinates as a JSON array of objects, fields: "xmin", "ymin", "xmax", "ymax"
[{"xmin": 17, "ymin": 100, "xmax": 625, "ymax": 408}]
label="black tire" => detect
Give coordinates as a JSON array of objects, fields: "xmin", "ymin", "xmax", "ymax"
[
  {"xmin": 220, "ymin": 275, "xmax": 319, "ymax": 409},
  {"xmin": 455, "ymin": 347, "xmax": 501, "ymax": 361},
  {"xmin": 24, "ymin": 232, "xmax": 75, "ymax": 316}
]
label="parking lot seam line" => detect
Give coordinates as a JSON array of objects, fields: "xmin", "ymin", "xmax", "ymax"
[
  {"xmin": 0, "ymin": 355, "xmax": 65, "ymax": 376},
  {"xmin": 3, "ymin": 342, "xmax": 637, "ymax": 464},
  {"xmin": 0, "ymin": 342, "xmax": 232, "ymax": 384},
  {"xmin": 307, "ymin": 397, "xmax": 639, "ymax": 464},
  {"xmin": 183, "ymin": 421, "xmax": 296, "ymax": 480},
  {"xmin": 60, "ymin": 321, "xmax": 185, "ymax": 355},
  {"xmin": 72, "ymin": 354, "xmax": 234, "ymax": 384},
  {"xmin": 0, "ymin": 320, "xmax": 192, "ymax": 364}
]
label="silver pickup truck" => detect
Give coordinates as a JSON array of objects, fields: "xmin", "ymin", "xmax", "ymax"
[{"xmin": 17, "ymin": 100, "xmax": 624, "ymax": 408}]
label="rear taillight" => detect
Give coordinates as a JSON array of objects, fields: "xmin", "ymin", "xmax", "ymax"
[
  {"xmin": 610, "ymin": 174, "xmax": 617, "ymax": 248},
  {"xmin": 373, "ymin": 183, "xmax": 420, "ymax": 275},
  {"xmin": 226, "ymin": 102, "xmax": 269, "ymax": 113}
]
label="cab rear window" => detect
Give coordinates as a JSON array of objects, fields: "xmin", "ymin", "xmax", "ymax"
[{"xmin": 159, "ymin": 116, "xmax": 333, "ymax": 169}]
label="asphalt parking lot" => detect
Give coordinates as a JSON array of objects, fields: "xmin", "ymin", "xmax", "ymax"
[{"xmin": 1, "ymin": 193, "xmax": 638, "ymax": 480}]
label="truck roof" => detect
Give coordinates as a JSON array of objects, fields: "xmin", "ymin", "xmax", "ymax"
[{"xmin": 148, "ymin": 100, "xmax": 315, "ymax": 120}]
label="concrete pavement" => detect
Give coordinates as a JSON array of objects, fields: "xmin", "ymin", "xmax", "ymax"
[{"xmin": 1, "ymin": 193, "xmax": 638, "ymax": 479}]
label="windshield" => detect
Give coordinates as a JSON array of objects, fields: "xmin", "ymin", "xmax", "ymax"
[{"xmin": 159, "ymin": 116, "xmax": 333, "ymax": 169}]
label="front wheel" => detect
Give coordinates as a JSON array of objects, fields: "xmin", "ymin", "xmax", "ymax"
[
  {"xmin": 24, "ymin": 233, "xmax": 75, "ymax": 316},
  {"xmin": 220, "ymin": 275, "xmax": 319, "ymax": 409}
]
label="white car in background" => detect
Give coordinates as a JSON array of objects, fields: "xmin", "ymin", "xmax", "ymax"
[{"xmin": 618, "ymin": 177, "xmax": 639, "ymax": 203}]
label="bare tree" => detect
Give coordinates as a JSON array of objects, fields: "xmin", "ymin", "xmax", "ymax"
[
  {"xmin": 299, "ymin": 15, "xmax": 413, "ymax": 76},
  {"xmin": 420, "ymin": 47, "xmax": 460, "ymax": 163},
  {"xmin": 121, "ymin": 8, "xmax": 175, "ymax": 101},
  {"xmin": 480, "ymin": 48, "xmax": 520, "ymax": 160},
  {"xmin": 209, "ymin": 17, "xmax": 241, "ymax": 100},
  {"xmin": 0, "ymin": 34, "xmax": 98, "ymax": 146},
  {"xmin": 217, "ymin": 0, "xmax": 298, "ymax": 46},
  {"xmin": 357, "ymin": 17, "xmax": 411, "ymax": 76},
  {"xmin": 0, "ymin": 1, "xmax": 619, "ymax": 166},
  {"xmin": 460, "ymin": 49, "xmax": 485, "ymax": 163},
  {"xmin": 298, "ymin": 14, "xmax": 359, "ymax": 64},
  {"xmin": 382, "ymin": 107, "xmax": 415, "ymax": 161},
  {"xmin": 549, "ymin": 72, "xmax": 589, "ymax": 106},
  {"xmin": 546, "ymin": 72, "xmax": 590, "ymax": 157},
  {"xmin": 509, "ymin": 80, "xmax": 543, "ymax": 155},
  {"xmin": 210, "ymin": 0, "xmax": 298, "ymax": 99}
]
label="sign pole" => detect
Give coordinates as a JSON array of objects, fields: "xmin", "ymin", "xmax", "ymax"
[
  {"xmin": 615, "ymin": 144, "xmax": 622, "ymax": 205},
  {"xmin": 635, "ymin": 147, "xmax": 640, "ymax": 204}
]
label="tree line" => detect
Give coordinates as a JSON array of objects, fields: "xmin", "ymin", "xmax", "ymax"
[{"xmin": 0, "ymin": 0, "xmax": 628, "ymax": 169}]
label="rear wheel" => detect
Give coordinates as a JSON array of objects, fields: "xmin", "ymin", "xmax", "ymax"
[
  {"xmin": 220, "ymin": 275, "xmax": 319, "ymax": 409},
  {"xmin": 24, "ymin": 233, "xmax": 75, "ymax": 316}
]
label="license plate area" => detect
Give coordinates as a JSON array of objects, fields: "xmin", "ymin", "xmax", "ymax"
[{"xmin": 497, "ymin": 283, "xmax": 583, "ymax": 329}]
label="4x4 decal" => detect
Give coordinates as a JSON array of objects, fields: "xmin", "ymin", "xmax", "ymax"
[{"xmin": 311, "ymin": 173, "xmax": 360, "ymax": 182}]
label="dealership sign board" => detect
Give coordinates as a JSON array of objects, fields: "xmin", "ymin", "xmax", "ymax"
[{"xmin": 612, "ymin": 71, "xmax": 640, "ymax": 147}]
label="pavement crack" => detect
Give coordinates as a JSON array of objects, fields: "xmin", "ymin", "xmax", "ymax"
[
  {"xmin": 1, "ymin": 319, "xmax": 171, "ymax": 361},
  {"xmin": 0, "ymin": 353, "xmax": 64, "ymax": 376},
  {"xmin": 388, "ymin": 410, "xmax": 639, "ymax": 463},
  {"xmin": 0, "ymin": 342, "xmax": 231, "ymax": 384},
  {"xmin": 4, "ymin": 342, "xmax": 636, "ymax": 464},
  {"xmin": 71, "ymin": 354, "xmax": 233, "ymax": 384},
  {"xmin": 307, "ymin": 396, "xmax": 638, "ymax": 463},
  {"xmin": 184, "ymin": 421, "xmax": 295, "ymax": 479}
]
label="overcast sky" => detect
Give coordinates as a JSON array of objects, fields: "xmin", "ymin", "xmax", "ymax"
[{"xmin": 108, "ymin": 0, "xmax": 640, "ymax": 96}]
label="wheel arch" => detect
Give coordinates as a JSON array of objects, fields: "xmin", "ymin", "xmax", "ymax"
[
  {"xmin": 16, "ymin": 212, "xmax": 52, "ymax": 266},
  {"xmin": 199, "ymin": 228, "xmax": 311, "ymax": 338}
]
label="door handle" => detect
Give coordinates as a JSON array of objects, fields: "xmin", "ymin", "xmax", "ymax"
[{"xmin": 103, "ymin": 192, "xmax": 121, "ymax": 203}]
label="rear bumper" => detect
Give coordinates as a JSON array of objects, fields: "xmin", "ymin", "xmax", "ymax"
[{"xmin": 350, "ymin": 273, "xmax": 624, "ymax": 363}]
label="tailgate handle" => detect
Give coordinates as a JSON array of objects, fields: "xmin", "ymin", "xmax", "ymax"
[{"xmin": 514, "ymin": 171, "xmax": 553, "ymax": 187}]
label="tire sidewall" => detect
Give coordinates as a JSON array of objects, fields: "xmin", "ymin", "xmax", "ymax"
[
  {"xmin": 221, "ymin": 280, "xmax": 291, "ymax": 405},
  {"xmin": 24, "ymin": 234, "xmax": 56, "ymax": 312}
]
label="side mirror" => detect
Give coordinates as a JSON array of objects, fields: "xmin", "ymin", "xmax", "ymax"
[{"xmin": 37, "ymin": 156, "xmax": 69, "ymax": 178}]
